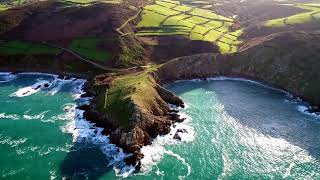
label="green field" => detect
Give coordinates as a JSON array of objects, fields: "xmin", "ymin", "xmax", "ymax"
[
  {"xmin": 59, "ymin": 0, "xmax": 122, "ymax": 6},
  {"xmin": 100, "ymin": 66, "xmax": 159, "ymax": 126},
  {"xmin": 69, "ymin": 38, "xmax": 112, "ymax": 62},
  {"xmin": 0, "ymin": 41, "xmax": 61, "ymax": 55},
  {"xmin": 0, "ymin": 4, "xmax": 9, "ymax": 11},
  {"xmin": 0, "ymin": 0, "xmax": 26, "ymax": 9},
  {"xmin": 265, "ymin": 3, "xmax": 320, "ymax": 27},
  {"xmin": 136, "ymin": 0, "xmax": 243, "ymax": 54}
]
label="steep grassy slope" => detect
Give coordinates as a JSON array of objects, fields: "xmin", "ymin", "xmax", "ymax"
[
  {"xmin": 265, "ymin": 3, "xmax": 320, "ymax": 27},
  {"xmin": 69, "ymin": 38, "xmax": 112, "ymax": 62},
  {"xmin": 0, "ymin": 40, "xmax": 61, "ymax": 55},
  {"xmin": 0, "ymin": 0, "xmax": 146, "ymax": 68},
  {"xmin": 156, "ymin": 30, "xmax": 320, "ymax": 106}
]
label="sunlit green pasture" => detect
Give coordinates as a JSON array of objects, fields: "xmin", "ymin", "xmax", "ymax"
[
  {"xmin": 59, "ymin": 0, "xmax": 122, "ymax": 6},
  {"xmin": 265, "ymin": 3, "xmax": 320, "ymax": 27},
  {"xmin": 136, "ymin": 0, "xmax": 243, "ymax": 54},
  {"xmin": 0, "ymin": 4, "xmax": 9, "ymax": 11}
]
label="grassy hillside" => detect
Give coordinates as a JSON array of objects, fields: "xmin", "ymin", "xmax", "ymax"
[
  {"xmin": 265, "ymin": 3, "xmax": 320, "ymax": 27},
  {"xmin": 0, "ymin": 41, "xmax": 61, "ymax": 55},
  {"xmin": 59, "ymin": 0, "xmax": 122, "ymax": 6},
  {"xmin": 69, "ymin": 38, "xmax": 112, "ymax": 62},
  {"xmin": 136, "ymin": 0, "xmax": 243, "ymax": 54}
]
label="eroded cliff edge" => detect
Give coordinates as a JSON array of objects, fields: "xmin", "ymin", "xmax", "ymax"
[
  {"xmin": 156, "ymin": 31, "xmax": 320, "ymax": 107},
  {"xmin": 90, "ymin": 31, "xmax": 320, "ymax": 168}
]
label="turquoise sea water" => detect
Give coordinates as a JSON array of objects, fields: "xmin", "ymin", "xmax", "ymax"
[
  {"xmin": 1, "ymin": 74, "xmax": 320, "ymax": 179},
  {"xmin": 134, "ymin": 79, "xmax": 320, "ymax": 179},
  {"xmin": 0, "ymin": 73, "xmax": 133, "ymax": 180}
]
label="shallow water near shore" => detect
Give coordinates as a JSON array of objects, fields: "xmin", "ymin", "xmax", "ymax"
[
  {"xmin": 0, "ymin": 73, "xmax": 133, "ymax": 179},
  {"xmin": 133, "ymin": 79, "xmax": 320, "ymax": 179},
  {"xmin": 1, "ymin": 74, "xmax": 320, "ymax": 179}
]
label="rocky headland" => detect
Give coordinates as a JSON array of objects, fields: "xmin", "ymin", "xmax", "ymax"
[{"xmin": 1, "ymin": 0, "xmax": 320, "ymax": 170}]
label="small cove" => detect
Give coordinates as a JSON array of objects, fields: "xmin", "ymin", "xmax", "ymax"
[{"xmin": 0, "ymin": 73, "xmax": 319, "ymax": 179}]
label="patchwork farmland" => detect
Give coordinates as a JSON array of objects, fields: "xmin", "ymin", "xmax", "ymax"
[
  {"xmin": 265, "ymin": 3, "xmax": 320, "ymax": 27},
  {"xmin": 135, "ymin": 0, "xmax": 243, "ymax": 54}
]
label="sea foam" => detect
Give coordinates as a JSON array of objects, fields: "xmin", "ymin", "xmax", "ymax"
[
  {"xmin": 0, "ymin": 72, "xmax": 17, "ymax": 82},
  {"xmin": 1, "ymin": 72, "xmax": 135, "ymax": 177},
  {"xmin": 139, "ymin": 104, "xmax": 194, "ymax": 178},
  {"xmin": 0, "ymin": 113, "xmax": 20, "ymax": 120},
  {"xmin": 297, "ymin": 105, "xmax": 320, "ymax": 119},
  {"xmin": 10, "ymin": 79, "xmax": 51, "ymax": 97},
  {"xmin": 58, "ymin": 78, "xmax": 135, "ymax": 178}
]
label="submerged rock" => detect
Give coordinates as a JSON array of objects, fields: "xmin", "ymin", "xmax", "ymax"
[
  {"xmin": 173, "ymin": 133, "xmax": 181, "ymax": 141},
  {"xmin": 43, "ymin": 83, "xmax": 50, "ymax": 88},
  {"xmin": 173, "ymin": 129, "xmax": 188, "ymax": 141},
  {"xmin": 176, "ymin": 128, "xmax": 188, "ymax": 133}
]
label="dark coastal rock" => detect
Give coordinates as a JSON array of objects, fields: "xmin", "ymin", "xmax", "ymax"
[
  {"xmin": 176, "ymin": 128, "xmax": 188, "ymax": 133},
  {"xmin": 173, "ymin": 129, "xmax": 188, "ymax": 141},
  {"xmin": 125, "ymin": 151, "xmax": 144, "ymax": 170},
  {"xmin": 155, "ymin": 85, "xmax": 184, "ymax": 108},
  {"xmin": 173, "ymin": 133, "xmax": 181, "ymax": 141},
  {"xmin": 43, "ymin": 83, "xmax": 50, "ymax": 88},
  {"xmin": 35, "ymin": 85, "xmax": 41, "ymax": 90},
  {"xmin": 170, "ymin": 113, "xmax": 185, "ymax": 123}
]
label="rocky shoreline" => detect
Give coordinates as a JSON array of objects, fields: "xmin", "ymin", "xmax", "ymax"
[
  {"xmin": 77, "ymin": 77, "xmax": 186, "ymax": 169},
  {"xmin": 1, "ymin": 57, "xmax": 320, "ymax": 170},
  {"xmin": 3, "ymin": 33, "xmax": 320, "ymax": 167},
  {"xmin": 80, "ymin": 60, "xmax": 320, "ymax": 169},
  {"xmin": 1, "ymin": 30, "xmax": 320, "ymax": 171}
]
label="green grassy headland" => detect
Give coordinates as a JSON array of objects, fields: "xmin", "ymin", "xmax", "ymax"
[{"xmin": 97, "ymin": 65, "xmax": 159, "ymax": 127}]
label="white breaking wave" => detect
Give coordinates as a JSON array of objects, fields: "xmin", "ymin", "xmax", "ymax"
[
  {"xmin": 49, "ymin": 170, "xmax": 57, "ymax": 180},
  {"xmin": 10, "ymin": 79, "xmax": 51, "ymax": 97},
  {"xmin": 297, "ymin": 105, "xmax": 320, "ymax": 119},
  {"xmin": 17, "ymin": 72, "xmax": 59, "ymax": 77},
  {"xmin": 47, "ymin": 78, "xmax": 72, "ymax": 96},
  {"xmin": 139, "ymin": 105, "xmax": 194, "ymax": 178},
  {"xmin": 0, "ymin": 72, "xmax": 17, "ymax": 82},
  {"xmin": 7, "ymin": 72, "xmax": 83, "ymax": 97},
  {"xmin": 2, "ymin": 72, "xmax": 135, "ymax": 178},
  {"xmin": 58, "ymin": 79, "xmax": 135, "ymax": 178},
  {"xmin": 0, "ymin": 134, "xmax": 28, "ymax": 148},
  {"xmin": 60, "ymin": 106, "xmax": 135, "ymax": 177},
  {"xmin": 0, "ymin": 113, "xmax": 20, "ymax": 120},
  {"xmin": 23, "ymin": 110, "xmax": 49, "ymax": 120},
  {"xmin": 215, "ymin": 103, "xmax": 318, "ymax": 179}
]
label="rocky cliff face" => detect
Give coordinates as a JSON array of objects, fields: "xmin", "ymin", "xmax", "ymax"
[
  {"xmin": 89, "ymin": 30, "xmax": 320, "ymax": 167},
  {"xmin": 91, "ymin": 70, "xmax": 185, "ymax": 167},
  {"xmin": 156, "ymin": 31, "xmax": 320, "ymax": 107},
  {"xmin": 108, "ymin": 84, "xmax": 185, "ymax": 165}
]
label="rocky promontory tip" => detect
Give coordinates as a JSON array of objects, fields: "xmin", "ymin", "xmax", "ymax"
[{"xmin": 88, "ymin": 68, "xmax": 186, "ymax": 167}]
